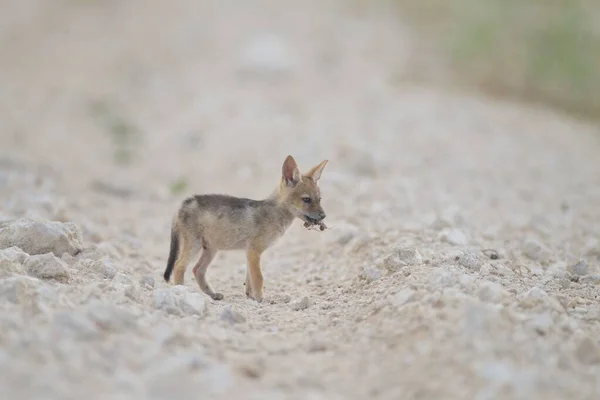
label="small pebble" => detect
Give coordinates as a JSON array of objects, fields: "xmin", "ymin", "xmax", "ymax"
[
  {"xmin": 457, "ymin": 252, "xmax": 481, "ymax": 270},
  {"xmin": 522, "ymin": 239, "xmax": 547, "ymax": 261},
  {"xmin": 482, "ymin": 249, "xmax": 500, "ymax": 260},
  {"xmin": 292, "ymin": 296, "xmax": 312, "ymax": 311},
  {"xmin": 569, "ymin": 260, "xmax": 588, "ymax": 276},
  {"xmin": 140, "ymin": 276, "xmax": 155, "ymax": 288},
  {"xmin": 439, "ymin": 228, "xmax": 468, "ymax": 246},
  {"xmin": 384, "ymin": 246, "xmax": 422, "ymax": 272},
  {"xmin": 358, "ymin": 266, "xmax": 382, "ymax": 282}
]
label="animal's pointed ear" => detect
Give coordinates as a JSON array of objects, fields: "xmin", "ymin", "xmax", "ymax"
[
  {"xmin": 282, "ymin": 155, "xmax": 301, "ymax": 187},
  {"xmin": 306, "ymin": 159, "xmax": 328, "ymax": 182}
]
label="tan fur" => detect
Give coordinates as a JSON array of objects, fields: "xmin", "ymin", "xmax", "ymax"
[{"xmin": 163, "ymin": 155, "xmax": 328, "ymax": 302}]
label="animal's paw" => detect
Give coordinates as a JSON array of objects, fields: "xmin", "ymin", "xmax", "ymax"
[
  {"xmin": 245, "ymin": 290, "xmax": 263, "ymax": 303},
  {"xmin": 211, "ymin": 292, "xmax": 224, "ymax": 301},
  {"xmin": 252, "ymin": 292, "xmax": 264, "ymax": 303}
]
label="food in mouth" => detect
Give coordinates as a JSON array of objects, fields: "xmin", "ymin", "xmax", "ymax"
[{"xmin": 303, "ymin": 219, "xmax": 327, "ymax": 231}]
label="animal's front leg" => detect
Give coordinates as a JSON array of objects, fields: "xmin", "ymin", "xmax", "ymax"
[{"xmin": 246, "ymin": 248, "xmax": 264, "ymax": 303}]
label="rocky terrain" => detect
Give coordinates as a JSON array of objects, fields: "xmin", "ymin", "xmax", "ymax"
[{"xmin": 1, "ymin": 1, "xmax": 600, "ymax": 399}]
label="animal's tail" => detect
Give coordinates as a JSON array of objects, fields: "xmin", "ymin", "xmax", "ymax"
[{"xmin": 163, "ymin": 226, "xmax": 179, "ymax": 282}]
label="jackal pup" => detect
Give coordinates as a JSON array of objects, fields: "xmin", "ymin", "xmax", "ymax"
[{"xmin": 163, "ymin": 155, "xmax": 328, "ymax": 302}]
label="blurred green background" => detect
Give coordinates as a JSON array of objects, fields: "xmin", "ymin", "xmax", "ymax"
[{"xmin": 389, "ymin": 0, "xmax": 600, "ymax": 122}]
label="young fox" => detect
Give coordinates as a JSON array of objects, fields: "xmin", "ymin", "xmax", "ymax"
[{"xmin": 163, "ymin": 155, "xmax": 328, "ymax": 302}]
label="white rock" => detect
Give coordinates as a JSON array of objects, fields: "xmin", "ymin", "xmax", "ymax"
[
  {"xmin": 457, "ymin": 252, "xmax": 481, "ymax": 270},
  {"xmin": 568, "ymin": 260, "xmax": 588, "ymax": 276},
  {"xmin": 154, "ymin": 286, "xmax": 207, "ymax": 317},
  {"xmin": 269, "ymin": 293, "xmax": 292, "ymax": 304},
  {"xmin": 384, "ymin": 246, "xmax": 423, "ymax": 272},
  {"xmin": 113, "ymin": 273, "xmax": 134, "ymax": 286},
  {"xmin": 24, "ymin": 253, "xmax": 70, "ymax": 282},
  {"xmin": 292, "ymin": 296, "xmax": 312, "ymax": 311},
  {"xmin": 0, "ymin": 246, "xmax": 28, "ymax": 264},
  {"xmin": 547, "ymin": 262, "xmax": 569, "ymax": 279},
  {"xmin": 389, "ymin": 289, "xmax": 415, "ymax": 307},
  {"xmin": 154, "ymin": 288, "xmax": 180, "ymax": 315},
  {"xmin": 529, "ymin": 266, "xmax": 545, "ymax": 276},
  {"xmin": 140, "ymin": 276, "xmax": 155, "ymax": 288},
  {"xmin": 557, "ymin": 278, "xmax": 571, "ymax": 289},
  {"xmin": 520, "ymin": 287, "xmax": 548, "ymax": 308},
  {"xmin": 113, "ymin": 275, "xmax": 141, "ymax": 301},
  {"xmin": 478, "ymin": 264, "xmax": 493, "ymax": 277},
  {"xmin": 0, "ymin": 250, "xmax": 26, "ymax": 278},
  {"xmin": 439, "ymin": 228, "xmax": 468, "ymax": 245},
  {"xmin": 221, "ymin": 306, "xmax": 246, "ymax": 324},
  {"xmin": 358, "ymin": 266, "xmax": 383, "ymax": 282},
  {"xmin": 492, "ymin": 264, "xmax": 513, "ymax": 277},
  {"xmin": 0, "ymin": 218, "xmax": 83, "ymax": 257},
  {"xmin": 77, "ymin": 257, "xmax": 118, "ymax": 279},
  {"xmin": 96, "ymin": 242, "xmax": 123, "ymax": 258},
  {"xmin": 519, "ymin": 287, "xmax": 563, "ymax": 313},
  {"xmin": 521, "ymin": 239, "xmax": 547, "ymax": 261},
  {"xmin": 60, "ymin": 252, "xmax": 77, "ymax": 266},
  {"xmin": 180, "ymin": 291, "xmax": 207, "ymax": 316},
  {"xmin": 476, "ymin": 281, "xmax": 509, "ymax": 303},
  {"xmin": 122, "ymin": 284, "xmax": 140, "ymax": 301}
]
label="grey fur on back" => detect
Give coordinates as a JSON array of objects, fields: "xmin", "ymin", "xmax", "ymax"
[{"xmin": 177, "ymin": 194, "xmax": 295, "ymax": 251}]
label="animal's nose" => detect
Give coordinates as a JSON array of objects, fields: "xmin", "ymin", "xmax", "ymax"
[{"xmin": 318, "ymin": 212, "xmax": 327, "ymax": 220}]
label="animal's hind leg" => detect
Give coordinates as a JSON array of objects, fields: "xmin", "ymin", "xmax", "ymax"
[
  {"xmin": 172, "ymin": 237, "xmax": 199, "ymax": 285},
  {"xmin": 192, "ymin": 244, "xmax": 222, "ymax": 300},
  {"xmin": 245, "ymin": 268, "xmax": 251, "ymax": 298}
]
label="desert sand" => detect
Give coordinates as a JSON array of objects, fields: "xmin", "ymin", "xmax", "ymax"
[{"xmin": 1, "ymin": 1, "xmax": 600, "ymax": 399}]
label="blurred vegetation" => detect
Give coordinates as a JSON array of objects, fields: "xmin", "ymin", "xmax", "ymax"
[
  {"xmin": 88, "ymin": 98, "xmax": 142, "ymax": 166},
  {"xmin": 390, "ymin": 0, "xmax": 600, "ymax": 122},
  {"xmin": 169, "ymin": 177, "xmax": 189, "ymax": 195}
]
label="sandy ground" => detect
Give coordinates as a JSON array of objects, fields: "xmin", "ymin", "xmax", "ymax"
[{"xmin": 1, "ymin": 1, "xmax": 600, "ymax": 399}]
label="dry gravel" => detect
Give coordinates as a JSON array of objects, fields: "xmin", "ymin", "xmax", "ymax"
[{"xmin": 1, "ymin": 1, "xmax": 600, "ymax": 399}]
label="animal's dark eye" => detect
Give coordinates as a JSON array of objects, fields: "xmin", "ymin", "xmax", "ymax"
[{"xmin": 302, "ymin": 197, "xmax": 311, "ymax": 204}]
